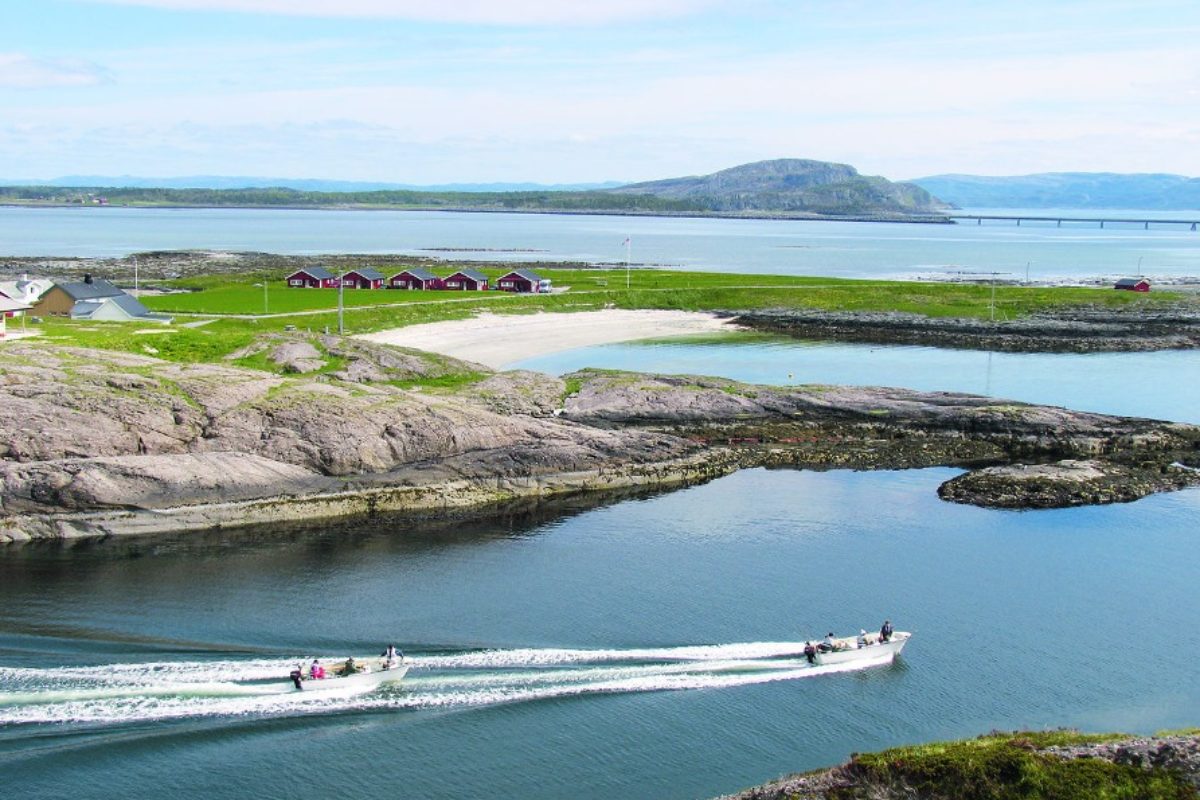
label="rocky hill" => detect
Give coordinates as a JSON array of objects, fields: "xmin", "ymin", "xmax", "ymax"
[{"xmin": 608, "ymin": 159, "xmax": 949, "ymax": 216}]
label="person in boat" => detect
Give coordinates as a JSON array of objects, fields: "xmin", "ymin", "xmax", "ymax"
[
  {"xmin": 381, "ymin": 644, "xmax": 403, "ymax": 670},
  {"xmin": 857, "ymin": 629, "xmax": 868, "ymax": 649},
  {"xmin": 803, "ymin": 641, "xmax": 817, "ymax": 664},
  {"xmin": 310, "ymin": 659, "xmax": 326, "ymax": 680},
  {"xmin": 819, "ymin": 632, "xmax": 836, "ymax": 652},
  {"xmin": 290, "ymin": 665, "xmax": 305, "ymax": 690},
  {"xmin": 880, "ymin": 620, "xmax": 894, "ymax": 642},
  {"xmin": 341, "ymin": 657, "xmax": 360, "ymax": 676}
]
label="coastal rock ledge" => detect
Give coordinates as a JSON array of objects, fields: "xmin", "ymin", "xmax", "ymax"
[
  {"xmin": 1, "ymin": 343, "xmax": 1198, "ymax": 541},
  {"xmin": 718, "ymin": 730, "xmax": 1200, "ymax": 800},
  {"xmin": 938, "ymin": 459, "xmax": 1200, "ymax": 509}
]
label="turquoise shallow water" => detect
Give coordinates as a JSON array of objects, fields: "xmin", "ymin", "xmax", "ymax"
[{"xmin": 513, "ymin": 337, "xmax": 1200, "ymax": 424}]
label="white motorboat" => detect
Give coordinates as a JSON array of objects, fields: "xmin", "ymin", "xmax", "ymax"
[
  {"xmin": 289, "ymin": 664, "xmax": 409, "ymax": 693},
  {"xmin": 809, "ymin": 631, "xmax": 911, "ymax": 666}
]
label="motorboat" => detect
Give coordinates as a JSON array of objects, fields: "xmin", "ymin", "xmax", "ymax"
[
  {"xmin": 289, "ymin": 663, "xmax": 408, "ymax": 693},
  {"xmin": 809, "ymin": 631, "xmax": 911, "ymax": 666}
]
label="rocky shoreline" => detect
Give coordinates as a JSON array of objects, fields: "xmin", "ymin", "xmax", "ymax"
[
  {"xmin": 733, "ymin": 307, "xmax": 1200, "ymax": 352},
  {"xmin": 2, "ymin": 337, "xmax": 1197, "ymax": 542}
]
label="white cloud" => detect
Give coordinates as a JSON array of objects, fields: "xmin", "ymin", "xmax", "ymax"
[
  {"xmin": 82, "ymin": 0, "xmax": 726, "ymax": 25},
  {"xmin": 0, "ymin": 54, "xmax": 107, "ymax": 88}
]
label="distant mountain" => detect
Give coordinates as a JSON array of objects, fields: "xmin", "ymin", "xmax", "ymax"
[
  {"xmin": 0, "ymin": 160, "xmax": 948, "ymax": 218},
  {"xmin": 912, "ymin": 172, "xmax": 1200, "ymax": 210},
  {"xmin": 1, "ymin": 175, "xmax": 624, "ymax": 193},
  {"xmin": 608, "ymin": 159, "xmax": 948, "ymax": 215}
]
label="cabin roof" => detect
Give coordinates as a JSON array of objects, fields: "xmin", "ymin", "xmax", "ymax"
[
  {"xmin": 447, "ymin": 268, "xmax": 488, "ymax": 281},
  {"xmin": 347, "ymin": 267, "xmax": 384, "ymax": 280},
  {"xmin": 501, "ymin": 269, "xmax": 546, "ymax": 282},
  {"xmin": 290, "ymin": 266, "xmax": 335, "ymax": 280},
  {"xmin": 393, "ymin": 267, "xmax": 438, "ymax": 281}
]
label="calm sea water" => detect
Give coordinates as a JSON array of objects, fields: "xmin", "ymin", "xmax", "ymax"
[
  {"xmin": 3, "ymin": 209, "xmax": 1200, "ymax": 799},
  {"xmin": 3, "ymin": 469, "xmax": 1199, "ymax": 800},
  {"xmin": 2, "ymin": 205, "xmax": 1200, "ymax": 280}
]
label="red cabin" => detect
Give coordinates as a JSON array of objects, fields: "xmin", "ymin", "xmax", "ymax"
[
  {"xmin": 1114, "ymin": 278, "xmax": 1150, "ymax": 292},
  {"xmin": 285, "ymin": 267, "xmax": 339, "ymax": 288},
  {"xmin": 341, "ymin": 268, "xmax": 385, "ymax": 289},
  {"xmin": 389, "ymin": 268, "xmax": 442, "ymax": 290},
  {"xmin": 496, "ymin": 269, "xmax": 550, "ymax": 294},
  {"xmin": 443, "ymin": 269, "xmax": 489, "ymax": 291}
]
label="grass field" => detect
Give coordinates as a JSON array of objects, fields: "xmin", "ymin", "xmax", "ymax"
[
  {"xmin": 141, "ymin": 267, "xmax": 1175, "ymax": 320},
  {"xmin": 21, "ymin": 267, "xmax": 1185, "ymax": 371}
]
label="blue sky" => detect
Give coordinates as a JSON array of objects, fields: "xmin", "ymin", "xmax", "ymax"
[{"xmin": 3, "ymin": 0, "xmax": 1199, "ymax": 183}]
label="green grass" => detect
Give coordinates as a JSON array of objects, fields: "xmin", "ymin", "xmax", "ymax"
[
  {"xmin": 837, "ymin": 731, "xmax": 1197, "ymax": 800},
  {"xmin": 142, "ymin": 267, "xmax": 1183, "ymax": 320},
  {"xmin": 23, "ymin": 267, "xmax": 1190, "ymax": 370}
]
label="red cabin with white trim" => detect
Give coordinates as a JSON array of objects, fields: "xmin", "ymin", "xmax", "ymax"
[
  {"xmin": 443, "ymin": 269, "xmax": 489, "ymax": 291},
  {"xmin": 285, "ymin": 267, "xmax": 339, "ymax": 288}
]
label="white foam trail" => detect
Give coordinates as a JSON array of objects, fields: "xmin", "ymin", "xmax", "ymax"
[
  {"xmin": 413, "ymin": 641, "xmax": 810, "ymax": 669},
  {"xmin": 0, "ymin": 643, "xmax": 896, "ymax": 727}
]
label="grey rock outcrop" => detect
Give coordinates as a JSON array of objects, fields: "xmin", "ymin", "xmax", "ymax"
[{"xmin": 1, "ymin": 345, "xmax": 1198, "ymax": 541}]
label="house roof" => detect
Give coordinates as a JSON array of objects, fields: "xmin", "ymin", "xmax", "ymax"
[
  {"xmin": 0, "ymin": 278, "xmax": 53, "ymax": 303},
  {"xmin": 70, "ymin": 294, "xmax": 165, "ymax": 321},
  {"xmin": 57, "ymin": 278, "xmax": 125, "ymax": 301},
  {"xmin": 392, "ymin": 267, "xmax": 438, "ymax": 281},
  {"xmin": 0, "ymin": 296, "xmax": 32, "ymax": 313},
  {"xmin": 1115, "ymin": 277, "xmax": 1149, "ymax": 287},
  {"xmin": 447, "ymin": 268, "xmax": 488, "ymax": 282},
  {"xmin": 290, "ymin": 266, "xmax": 335, "ymax": 280},
  {"xmin": 347, "ymin": 267, "xmax": 384, "ymax": 281},
  {"xmin": 501, "ymin": 269, "xmax": 546, "ymax": 282}
]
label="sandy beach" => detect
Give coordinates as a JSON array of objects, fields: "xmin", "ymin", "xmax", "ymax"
[{"xmin": 357, "ymin": 309, "xmax": 739, "ymax": 369}]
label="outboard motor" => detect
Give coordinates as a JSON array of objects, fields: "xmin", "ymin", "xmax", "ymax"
[
  {"xmin": 803, "ymin": 642, "xmax": 817, "ymax": 664},
  {"xmin": 290, "ymin": 668, "xmax": 304, "ymax": 690}
]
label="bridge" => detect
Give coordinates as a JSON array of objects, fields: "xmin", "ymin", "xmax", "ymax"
[{"xmin": 946, "ymin": 214, "xmax": 1199, "ymax": 230}]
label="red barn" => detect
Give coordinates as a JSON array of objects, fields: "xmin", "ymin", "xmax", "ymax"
[
  {"xmin": 285, "ymin": 267, "xmax": 339, "ymax": 288},
  {"xmin": 496, "ymin": 269, "xmax": 550, "ymax": 294},
  {"xmin": 443, "ymin": 269, "xmax": 489, "ymax": 291},
  {"xmin": 389, "ymin": 267, "xmax": 442, "ymax": 290},
  {"xmin": 1114, "ymin": 277, "xmax": 1150, "ymax": 292},
  {"xmin": 341, "ymin": 268, "xmax": 385, "ymax": 289}
]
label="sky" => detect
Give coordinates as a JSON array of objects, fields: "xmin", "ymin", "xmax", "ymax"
[{"xmin": 2, "ymin": 0, "xmax": 1199, "ymax": 184}]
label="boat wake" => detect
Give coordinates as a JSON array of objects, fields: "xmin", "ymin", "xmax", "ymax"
[{"xmin": 0, "ymin": 641, "xmax": 897, "ymax": 727}]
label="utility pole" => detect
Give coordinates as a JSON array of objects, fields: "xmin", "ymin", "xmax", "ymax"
[
  {"xmin": 624, "ymin": 236, "xmax": 631, "ymax": 290},
  {"xmin": 1025, "ymin": 261, "xmax": 1031, "ymax": 284},
  {"xmin": 263, "ymin": 279, "xmax": 269, "ymax": 314},
  {"xmin": 133, "ymin": 256, "xmax": 139, "ymax": 296},
  {"xmin": 337, "ymin": 272, "xmax": 345, "ymax": 335}
]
